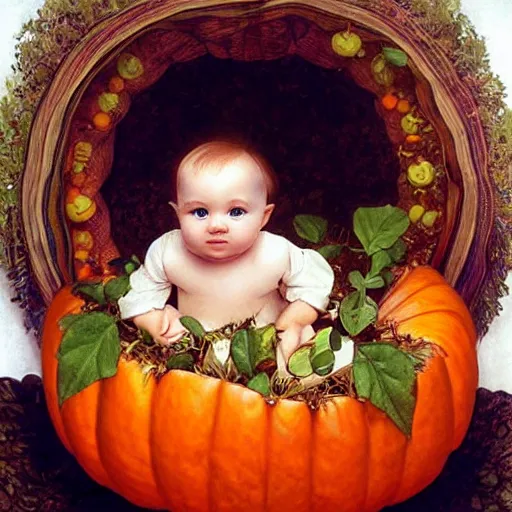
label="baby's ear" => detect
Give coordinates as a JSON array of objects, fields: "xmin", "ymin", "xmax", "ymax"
[
  {"xmin": 168, "ymin": 201, "xmax": 179, "ymax": 215},
  {"xmin": 261, "ymin": 203, "xmax": 275, "ymax": 229}
]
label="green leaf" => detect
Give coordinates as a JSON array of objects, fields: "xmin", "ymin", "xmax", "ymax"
[
  {"xmin": 317, "ymin": 244, "xmax": 342, "ymax": 260},
  {"xmin": 348, "ymin": 270, "xmax": 366, "ymax": 291},
  {"xmin": 383, "ymin": 271, "xmax": 394, "ymax": 287},
  {"xmin": 107, "ymin": 256, "xmax": 140, "ymax": 275},
  {"xmin": 126, "ymin": 255, "xmax": 141, "ymax": 274},
  {"xmin": 369, "ymin": 250, "xmax": 392, "ymax": 277},
  {"xmin": 140, "ymin": 329, "xmax": 153, "ymax": 343},
  {"xmin": 353, "ymin": 343, "xmax": 416, "ymax": 436},
  {"xmin": 364, "ymin": 274, "xmax": 385, "ymax": 289},
  {"xmin": 124, "ymin": 262, "xmax": 137, "ymax": 275},
  {"xmin": 310, "ymin": 327, "xmax": 335, "ymax": 376},
  {"xmin": 72, "ymin": 282, "xmax": 106, "ymax": 305},
  {"xmin": 329, "ymin": 328, "xmax": 342, "ymax": 351},
  {"xmin": 310, "ymin": 349, "xmax": 335, "ymax": 376},
  {"xmin": 58, "ymin": 314, "xmax": 83, "ymax": 331},
  {"xmin": 386, "ymin": 238, "xmax": 407, "ymax": 263},
  {"xmin": 340, "ymin": 292, "xmax": 378, "ymax": 336},
  {"xmin": 104, "ymin": 275, "xmax": 131, "ymax": 302},
  {"xmin": 382, "ymin": 47, "xmax": 408, "ymax": 67},
  {"xmin": 369, "ymin": 240, "xmax": 406, "ymax": 278},
  {"xmin": 247, "ymin": 373, "xmax": 271, "ymax": 396},
  {"xmin": 57, "ymin": 312, "xmax": 120, "ymax": 406},
  {"xmin": 288, "ymin": 346, "xmax": 314, "ymax": 377},
  {"xmin": 231, "ymin": 329, "xmax": 254, "ymax": 378},
  {"xmin": 230, "ymin": 326, "xmax": 277, "ymax": 377},
  {"xmin": 252, "ymin": 325, "xmax": 277, "ymax": 373},
  {"xmin": 293, "ymin": 214, "xmax": 328, "ymax": 243},
  {"xmin": 354, "ymin": 206, "xmax": 409, "ymax": 256},
  {"xmin": 180, "ymin": 316, "xmax": 206, "ymax": 339},
  {"xmin": 166, "ymin": 353, "xmax": 195, "ymax": 370},
  {"xmin": 312, "ymin": 327, "xmax": 332, "ymax": 352}
]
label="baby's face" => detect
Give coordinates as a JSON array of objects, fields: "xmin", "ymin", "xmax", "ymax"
[{"xmin": 174, "ymin": 154, "xmax": 274, "ymax": 262}]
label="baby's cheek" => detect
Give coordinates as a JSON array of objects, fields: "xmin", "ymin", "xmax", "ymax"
[{"xmin": 180, "ymin": 222, "xmax": 200, "ymax": 247}]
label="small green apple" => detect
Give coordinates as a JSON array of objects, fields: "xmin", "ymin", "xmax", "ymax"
[
  {"xmin": 332, "ymin": 31, "xmax": 362, "ymax": 58},
  {"xmin": 66, "ymin": 195, "xmax": 97, "ymax": 223}
]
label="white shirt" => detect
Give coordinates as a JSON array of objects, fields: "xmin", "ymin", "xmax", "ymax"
[{"xmin": 118, "ymin": 230, "xmax": 334, "ymax": 330}]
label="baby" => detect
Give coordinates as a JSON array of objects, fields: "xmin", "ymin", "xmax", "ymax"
[{"xmin": 118, "ymin": 141, "xmax": 334, "ymax": 371}]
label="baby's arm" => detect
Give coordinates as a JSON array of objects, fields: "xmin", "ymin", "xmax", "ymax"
[
  {"xmin": 118, "ymin": 232, "xmax": 187, "ymax": 345},
  {"xmin": 277, "ymin": 241, "xmax": 335, "ymax": 371},
  {"xmin": 275, "ymin": 300, "xmax": 319, "ymax": 365}
]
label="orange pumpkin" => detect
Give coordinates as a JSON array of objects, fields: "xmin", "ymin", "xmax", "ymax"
[{"xmin": 41, "ymin": 266, "xmax": 478, "ymax": 512}]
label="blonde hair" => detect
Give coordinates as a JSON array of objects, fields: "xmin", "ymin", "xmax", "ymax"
[{"xmin": 174, "ymin": 141, "xmax": 279, "ymax": 202}]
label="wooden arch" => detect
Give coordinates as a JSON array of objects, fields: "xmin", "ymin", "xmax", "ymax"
[{"xmin": 21, "ymin": 0, "xmax": 491, "ymax": 316}]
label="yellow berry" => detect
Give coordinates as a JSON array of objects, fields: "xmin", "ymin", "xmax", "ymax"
[
  {"xmin": 422, "ymin": 211, "xmax": 439, "ymax": 227},
  {"xmin": 407, "ymin": 161, "xmax": 435, "ymax": 187},
  {"xmin": 408, "ymin": 205, "xmax": 425, "ymax": 224}
]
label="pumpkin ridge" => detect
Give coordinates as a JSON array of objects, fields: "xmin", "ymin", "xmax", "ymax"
[
  {"xmin": 330, "ymin": 398, "xmax": 370, "ymax": 510},
  {"xmin": 396, "ymin": 317, "xmax": 477, "ymax": 449},
  {"xmin": 119, "ymin": 362, "xmax": 164, "ymax": 508},
  {"xmin": 393, "ymin": 356, "xmax": 455, "ymax": 504},
  {"xmin": 94, "ymin": 377, "xmax": 123, "ymax": 494},
  {"xmin": 395, "ymin": 309, "xmax": 475, "ymax": 350},
  {"xmin": 358, "ymin": 402, "xmax": 372, "ymax": 511},
  {"xmin": 387, "ymin": 422, "xmax": 408, "ymax": 508},
  {"xmin": 207, "ymin": 379, "xmax": 225, "ymax": 512},
  {"xmin": 379, "ymin": 282, "xmax": 449, "ymax": 320},
  {"xmin": 147, "ymin": 373, "xmax": 168, "ymax": 508},
  {"xmin": 41, "ymin": 286, "xmax": 82, "ymax": 454},
  {"xmin": 95, "ymin": 379, "xmax": 117, "ymax": 490},
  {"xmin": 363, "ymin": 403, "xmax": 408, "ymax": 511},
  {"xmin": 432, "ymin": 356, "xmax": 456, "ymax": 450},
  {"xmin": 61, "ymin": 381, "xmax": 114, "ymax": 488},
  {"xmin": 262, "ymin": 401, "xmax": 270, "ymax": 512},
  {"xmin": 379, "ymin": 268, "xmax": 445, "ymax": 311},
  {"xmin": 308, "ymin": 409, "xmax": 316, "ymax": 512}
]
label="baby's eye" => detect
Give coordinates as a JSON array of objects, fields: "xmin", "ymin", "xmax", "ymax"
[
  {"xmin": 229, "ymin": 207, "xmax": 247, "ymax": 218},
  {"xmin": 192, "ymin": 208, "xmax": 208, "ymax": 219}
]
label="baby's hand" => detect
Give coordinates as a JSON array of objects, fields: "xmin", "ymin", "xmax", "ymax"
[
  {"xmin": 157, "ymin": 305, "xmax": 188, "ymax": 346},
  {"xmin": 276, "ymin": 324, "xmax": 303, "ymax": 376}
]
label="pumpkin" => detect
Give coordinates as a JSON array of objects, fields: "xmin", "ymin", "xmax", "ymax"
[{"xmin": 41, "ymin": 266, "xmax": 478, "ymax": 512}]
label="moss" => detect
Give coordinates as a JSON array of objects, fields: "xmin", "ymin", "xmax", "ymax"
[
  {"xmin": 0, "ymin": 0, "xmax": 139, "ymax": 334},
  {"xmin": 0, "ymin": 0, "xmax": 138, "ymax": 243}
]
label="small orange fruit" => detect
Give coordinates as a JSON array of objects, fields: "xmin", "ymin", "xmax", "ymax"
[
  {"xmin": 381, "ymin": 93, "xmax": 398, "ymax": 110},
  {"xmin": 108, "ymin": 76, "xmax": 125, "ymax": 93},
  {"xmin": 71, "ymin": 172, "xmax": 87, "ymax": 187},
  {"xmin": 93, "ymin": 112, "xmax": 112, "ymax": 132},
  {"xmin": 74, "ymin": 249, "xmax": 90, "ymax": 262},
  {"xmin": 66, "ymin": 187, "xmax": 81, "ymax": 203},
  {"xmin": 77, "ymin": 263, "xmax": 93, "ymax": 280},
  {"xmin": 396, "ymin": 99, "xmax": 411, "ymax": 113}
]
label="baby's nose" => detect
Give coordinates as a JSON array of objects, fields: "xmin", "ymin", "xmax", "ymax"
[{"xmin": 207, "ymin": 214, "xmax": 228, "ymax": 233}]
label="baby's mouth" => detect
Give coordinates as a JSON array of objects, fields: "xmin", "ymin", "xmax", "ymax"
[{"xmin": 207, "ymin": 239, "xmax": 228, "ymax": 244}]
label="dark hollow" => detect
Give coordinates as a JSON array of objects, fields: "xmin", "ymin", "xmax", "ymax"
[{"xmin": 102, "ymin": 54, "xmax": 400, "ymax": 258}]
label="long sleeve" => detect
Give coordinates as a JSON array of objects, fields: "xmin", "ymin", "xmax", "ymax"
[
  {"xmin": 281, "ymin": 242, "xmax": 335, "ymax": 312},
  {"xmin": 118, "ymin": 231, "xmax": 176, "ymax": 320}
]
